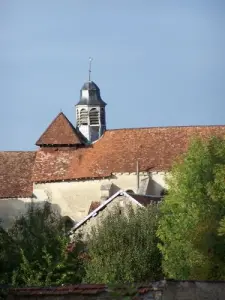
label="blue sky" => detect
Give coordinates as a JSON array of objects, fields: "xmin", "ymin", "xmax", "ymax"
[{"xmin": 0, "ymin": 0, "xmax": 225, "ymax": 150}]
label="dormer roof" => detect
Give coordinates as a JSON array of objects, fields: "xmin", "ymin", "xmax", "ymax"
[{"xmin": 36, "ymin": 112, "xmax": 83, "ymax": 146}]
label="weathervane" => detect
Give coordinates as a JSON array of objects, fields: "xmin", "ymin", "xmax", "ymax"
[{"xmin": 88, "ymin": 57, "xmax": 93, "ymax": 81}]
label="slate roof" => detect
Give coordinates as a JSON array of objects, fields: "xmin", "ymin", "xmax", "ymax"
[
  {"xmin": 36, "ymin": 112, "xmax": 83, "ymax": 146},
  {"xmin": 76, "ymin": 80, "xmax": 107, "ymax": 106},
  {"xmin": 0, "ymin": 152, "xmax": 36, "ymax": 198},
  {"xmin": 32, "ymin": 125, "xmax": 225, "ymax": 182},
  {"xmin": 131, "ymin": 194, "xmax": 162, "ymax": 206}
]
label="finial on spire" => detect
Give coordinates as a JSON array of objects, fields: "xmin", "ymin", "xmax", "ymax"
[{"xmin": 88, "ymin": 57, "xmax": 93, "ymax": 81}]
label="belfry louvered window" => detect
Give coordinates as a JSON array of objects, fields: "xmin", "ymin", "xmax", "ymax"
[
  {"xmin": 100, "ymin": 108, "xmax": 105, "ymax": 125},
  {"xmin": 89, "ymin": 108, "xmax": 99, "ymax": 125},
  {"xmin": 80, "ymin": 109, "xmax": 88, "ymax": 125}
]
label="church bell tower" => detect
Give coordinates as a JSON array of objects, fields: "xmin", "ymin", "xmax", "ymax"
[{"xmin": 75, "ymin": 58, "xmax": 107, "ymax": 143}]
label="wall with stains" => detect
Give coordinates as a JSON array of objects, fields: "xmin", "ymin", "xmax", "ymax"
[
  {"xmin": 34, "ymin": 172, "xmax": 167, "ymax": 223},
  {"xmin": 0, "ymin": 172, "xmax": 167, "ymax": 229}
]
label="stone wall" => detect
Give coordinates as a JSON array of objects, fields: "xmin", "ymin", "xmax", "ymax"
[{"xmin": 7, "ymin": 280, "xmax": 225, "ymax": 300}]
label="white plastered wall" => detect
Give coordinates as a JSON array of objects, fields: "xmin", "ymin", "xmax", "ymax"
[
  {"xmin": 34, "ymin": 171, "xmax": 167, "ymax": 223},
  {"xmin": 0, "ymin": 190, "xmax": 48, "ymax": 229},
  {"xmin": 0, "ymin": 172, "xmax": 167, "ymax": 229}
]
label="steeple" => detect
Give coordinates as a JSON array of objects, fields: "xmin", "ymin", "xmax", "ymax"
[
  {"xmin": 75, "ymin": 59, "xmax": 107, "ymax": 143},
  {"xmin": 88, "ymin": 57, "xmax": 92, "ymax": 82}
]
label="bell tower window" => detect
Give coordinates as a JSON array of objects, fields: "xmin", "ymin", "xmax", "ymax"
[
  {"xmin": 100, "ymin": 108, "xmax": 105, "ymax": 125},
  {"xmin": 80, "ymin": 109, "xmax": 88, "ymax": 125},
  {"xmin": 89, "ymin": 108, "xmax": 99, "ymax": 125}
]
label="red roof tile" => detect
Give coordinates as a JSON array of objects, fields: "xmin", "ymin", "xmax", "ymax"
[
  {"xmin": 32, "ymin": 125, "xmax": 225, "ymax": 182},
  {"xmin": 88, "ymin": 201, "xmax": 101, "ymax": 214},
  {"xmin": 0, "ymin": 151, "xmax": 36, "ymax": 198},
  {"xmin": 36, "ymin": 112, "xmax": 83, "ymax": 146},
  {"xmin": 2, "ymin": 125, "xmax": 225, "ymax": 199}
]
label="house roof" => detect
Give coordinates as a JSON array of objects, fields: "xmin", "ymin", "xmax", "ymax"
[
  {"xmin": 36, "ymin": 112, "xmax": 83, "ymax": 146},
  {"xmin": 70, "ymin": 190, "xmax": 161, "ymax": 233},
  {"xmin": 0, "ymin": 151, "xmax": 36, "ymax": 198},
  {"xmin": 1, "ymin": 123, "xmax": 225, "ymax": 198},
  {"xmin": 130, "ymin": 194, "xmax": 162, "ymax": 206},
  {"xmin": 32, "ymin": 125, "xmax": 225, "ymax": 182},
  {"xmin": 8, "ymin": 281, "xmax": 166, "ymax": 297},
  {"xmin": 87, "ymin": 195, "xmax": 161, "ymax": 216}
]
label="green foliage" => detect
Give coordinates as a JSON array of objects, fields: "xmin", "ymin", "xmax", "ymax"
[
  {"xmin": 157, "ymin": 137, "xmax": 225, "ymax": 280},
  {"xmin": 84, "ymin": 204, "xmax": 162, "ymax": 284},
  {"xmin": 0, "ymin": 202, "xmax": 85, "ymax": 286},
  {"xmin": 218, "ymin": 217, "xmax": 225, "ymax": 237},
  {"xmin": 0, "ymin": 222, "xmax": 19, "ymax": 284}
]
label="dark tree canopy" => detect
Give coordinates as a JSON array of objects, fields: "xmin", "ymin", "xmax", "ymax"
[{"xmin": 0, "ymin": 202, "xmax": 85, "ymax": 286}]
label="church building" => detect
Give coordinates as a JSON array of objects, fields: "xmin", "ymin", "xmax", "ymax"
[{"xmin": 1, "ymin": 75, "xmax": 225, "ymax": 228}]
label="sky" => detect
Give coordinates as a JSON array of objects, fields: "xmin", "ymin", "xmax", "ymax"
[{"xmin": 0, "ymin": 0, "xmax": 225, "ymax": 150}]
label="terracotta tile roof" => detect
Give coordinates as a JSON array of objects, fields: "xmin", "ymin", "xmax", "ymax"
[
  {"xmin": 8, "ymin": 282, "xmax": 166, "ymax": 297},
  {"xmin": 8, "ymin": 285, "xmax": 106, "ymax": 296},
  {"xmin": 32, "ymin": 125, "xmax": 225, "ymax": 182},
  {"xmin": 131, "ymin": 194, "xmax": 162, "ymax": 206},
  {"xmin": 88, "ymin": 201, "xmax": 101, "ymax": 214},
  {"xmin": 0, "ymin": 151, "xmax": 36, "ymax": 198},
  {"xmin": 36, "ymin": 112, "xmax": 83, "ymax": 146}
]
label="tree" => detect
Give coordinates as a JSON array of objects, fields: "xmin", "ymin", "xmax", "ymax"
[
  {"xmin": 157, "ymin": 137, "xmax": 225, "ymax": 280},
  {"xmin": 9, "ymin": 202, "xmax": 85, "ymax": 286},
  {"xmin": 0, "ymin": 222, "xmax": 19, "ymax": 284},
  {"xmin": 84, "ymin": 204, "xmax": 162, "ymax": 284}
]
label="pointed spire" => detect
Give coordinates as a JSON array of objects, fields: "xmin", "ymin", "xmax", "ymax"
[{"xmin": 88, "ymin": 57, "xmax": 93, "ymax": 81}]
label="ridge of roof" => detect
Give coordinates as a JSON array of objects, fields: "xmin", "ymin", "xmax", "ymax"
[
  {"xmin": 0, "ymin": 151, "xmax": 36, "ymax": 155},
  {"xmin": 36, "ymin": 112, "xmax": 83, "ymax": 146},
  {"xmin": 107, "ymin": 124, "xmax": 225, "ymax": 131}
]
